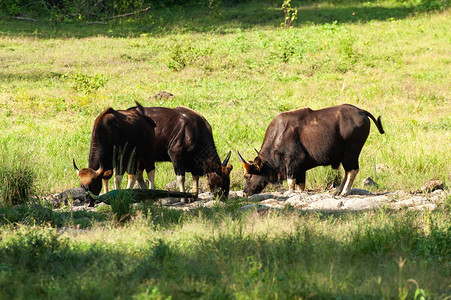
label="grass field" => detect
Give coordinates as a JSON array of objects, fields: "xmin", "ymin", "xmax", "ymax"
[
  {"xmin": 0, "ymin": 0, "xmax": 450, "ymax": 298},
  {"xmin": 0, "ymin": 0, "xmax": 450, "ymax": 194}
]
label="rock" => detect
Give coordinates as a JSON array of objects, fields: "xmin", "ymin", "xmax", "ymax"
[
  {"xmin": 198, "ymin": 192, "xmax": 214, "ymax": 201},
  {"xmin": 150, "ymin": 91, "xmax": 174, "ymax": 100},
  {"xmin": 347, "ymin": 188, "xmax": 374, "ymax": 196},
  {"xmin": 306, "ymin": 198, "xmax": 344, "ymax": 211},
  {"xmin": 390, "ymin": 196, "xmax": 429, "ymax": 209},
  {"xmin": 249, "ymin": 193, "xmax": 278, "ymax": 201},
  {"xmin": 229, "ymin": 191, "xmax": 245, "ymax": 198},
  {"xmin": 55, "ymin": 187, "xmax": 87, "ymax": 206},
  {"xmin": 285, "ymin": 194, "xmax": 309, "ymax": 207},
  {"xmin": 260, "ymin": 199, "xmax": 280, "ymax": 205},
  {"xmin": 203, "ymin": 200, "xmax": 223, "ymax": 208},
  {"xmin": 420, "ymin": 180, "xmax": 444, "ymax": 193},
  {"xmin": 341, "ymin": 196, "xmax": 389, "ymax": 211},
  {"xmin": 260, "ymin": 199, "xmax": 285, "ymax": 209},
  {"xmin": 164, "ymin": 180, "xmax": 178, "ymax": 191},
  {"xmin": 362, "ymin": 177, "xmax": 379, "ymax": 188}
]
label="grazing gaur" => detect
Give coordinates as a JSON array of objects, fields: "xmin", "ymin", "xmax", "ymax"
[
  {"xmin": 132, "ymin": 106, "xmax": 233, "ymax": 199},
  {"xmin": 73, "ymin": 102, "xmax": 156, "ymax": 206},
  {"xmin": 237, "ymin": 104, "xmax": 384, "ymax": 196}
]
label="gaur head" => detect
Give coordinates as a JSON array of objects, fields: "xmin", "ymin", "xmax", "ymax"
[
  {"xmin": 237, "ymin": 151, "xmax": 269, "ymax": 196},
  {"xmin": 206, "ymin": 151, "xmax": 233, "ymax": 199},
  {"xmin": 73, "ymin": 159, "xmax": 113, "ymax": 205}
]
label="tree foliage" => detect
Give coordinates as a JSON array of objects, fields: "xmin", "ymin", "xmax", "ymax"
[{"xmin": 0, "ymin": 0, "xmax": 254, "ymax": 18}]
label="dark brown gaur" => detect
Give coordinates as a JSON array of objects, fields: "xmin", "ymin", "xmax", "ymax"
[
  {"xmin": 238, "ymin": 104, "xmax": 384, "ymax": 196},
  {"xmin": 73, "ymin": 101, "xmax": 156, "ymax": 206},
  {"xmin": 131, "ymin": 106, "xmax": 233, "ymax": 200}
]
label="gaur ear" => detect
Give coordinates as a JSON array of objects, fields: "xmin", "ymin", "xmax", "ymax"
[
  {"xmin": 221, "ymin": 164, "xmax": 233, "ymax": 176},
  {"xmin": 253, "ymin": 157, "xmax": 262, "ymax": 168},
  {"xmin": 103, "ymin": 170, "xmax": 113, "ymax": 180}
]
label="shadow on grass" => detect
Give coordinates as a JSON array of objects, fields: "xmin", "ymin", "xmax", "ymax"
[
  {"xmin": 0, "ymin": 1, "xmax": 436, "ymax": 39},
  {"xmin": 0, "ymin": 203, "xmax": 108, "ymax": 228},
  {"xmin": 0, "ymin": 207, "xmax": 449, "ymax": 298}
]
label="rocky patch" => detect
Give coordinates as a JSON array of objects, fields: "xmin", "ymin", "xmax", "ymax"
[{"xmin": 48, "ymin": 187, "xmax": 448, "ymax": 214}]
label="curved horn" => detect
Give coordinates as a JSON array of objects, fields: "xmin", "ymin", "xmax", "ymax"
[
  {"xmin": 254, "ymin": 148, "xmax": 260, "ymax": 156},
  {"xmin": 73, "ymin": 159, "xmax": 79, "ymax": 175},
  {"xmin": 237, "ymin": 151, "xmax": 249, "ymax": 165},
  {"xmin": 222, "ymin": 151, "xmax": 232, "ymax": 166},
  {"xmin": 95, "ymin": 163, "xmax": 104, "ymax": 177}
]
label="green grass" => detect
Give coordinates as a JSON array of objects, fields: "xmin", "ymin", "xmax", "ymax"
[
  {"xmin": 0, "ymin": 1, "xmax": 450, "ymax": 298},
  {"xmin": 1, "ymin": 1, "xmax": 450, "ymax": 194},
  {"xmin": 0, "ymin": 202, "xmax": 450, "ymax": 299}
]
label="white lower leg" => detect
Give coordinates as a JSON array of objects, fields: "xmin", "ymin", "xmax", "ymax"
[
  {"xmin": 114, "ymin": 175, "xmax": 123, "ymax": 190},
  {"xmin": 126, "ymin": 174, "xmax": 137, "ymax": 189},
  {"xmin": 287, "ymin": 178, "xmax": 295, "ymax": 191},
  {"xmin": 335, "ymin": 173, "xmax": 349, "ymax": 195},
  {"xmin": 192, "ymin": 175, "xmax": 199, "ymax": 194},
  {"xmin": 177, "ymin": 175, "xmax": 185, "ymax": 193},
  {"xmin": 341, "ymin": 169, "xmax": 359, "ymax": 196},
  {"xmin": 102, "ymin": 179, "xmax": 109, "ymax": 194},
  {"xmin": 147, "ymin": 170, "xmax": 155, "ymax": 189}
]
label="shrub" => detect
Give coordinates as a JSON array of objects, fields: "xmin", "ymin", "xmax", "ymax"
[
  {"xmin": 0, "ymin": 162, "xmax": 36, "ymax": 207},
  {"xmin": 109, "ymin": 191, "xmax": 133, "ymax": 222}
]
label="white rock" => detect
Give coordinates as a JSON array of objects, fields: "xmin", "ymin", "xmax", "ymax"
[
  {"xmin": 229, "ymin": 191, "xmax": 245, "ymax": 198},
  {"xmin": 305, "ymin": 198, "xmax": 344, "ymax": 210},
  {"xmin": 391, "ymin": 196, "xmax": 429, "ymax": 209},
  {"xmin": 342, "ymin": 196, "xmax": 389, "ymax": 211},
  {"xmin": 348, "ymin": 188, "xmax": 374, "ymax": 196},
  {"xmin": 198, "ymin": 192, "xmax": 214, "ymax": 201},
  {"xmin": 203, "ymin": 200, "xmax": 223, "ymax": 208},
  {"xmin": 249, "ymin": 193, "xmax": 277, "ymax": 201},
  {"xmin": 260, "ymin": 199, "xmax": 281, "ymax": 206}
]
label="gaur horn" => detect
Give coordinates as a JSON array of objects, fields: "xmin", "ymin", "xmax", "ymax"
[
  {"xmin": 254, "ymin": 148, "xmax": 260, "ymax": 156},
  {"xmin": 73, "ymin": 159, "xmax": 79, "ymax": 175},
  {"xmin": 237, "ymin": 151, "xmax": 250, "ymax": 165},
  {"xmin": 95, "ymin": 164, "xmax": 104, "ymax": 177},
  {"xmin": 222, "ymin": 151, "xmax": 232, "ymax": 166}
]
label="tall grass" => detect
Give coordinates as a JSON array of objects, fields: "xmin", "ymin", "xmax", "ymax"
[
  {"xmin": 0, "ymin": 150, "xmax": 36, "ymax": 206},
  {"xmin": 0, "ymin": 204, "xmax": 449, "ymax": 298}
]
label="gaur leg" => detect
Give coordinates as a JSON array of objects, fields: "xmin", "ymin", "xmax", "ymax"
[
  {"xmin": 177, "ymin": 175, "xmax": 185, "ymax": 193},
  {"xmin": 102, "ymin": 179, "xmax": 109, "ymax": 194},
  {"xmin": 136, "ymin": 170, "xmax": 153, "ymax": 189},
  {"xmin": 334, "ymin": 172, "xmax": 348, "ymax": 196},
  {"xmin": 126, "ymin": 173, "xmax": 137, "ymax": 189},
  {"xmin": 136, "ymin": 170, "xmax": 146, "ymax": 189},
  {"xmin": 287, "ymin": 178, "xmax": 295, "ymax": 191},
  {"xmin": 114, "ymin": 175, "xmax": 123, "ymax": 190},
  {"xmin": 295, "ymin": 170, "xmax": 306, "ymax": 191},
  {"xmin": 337, "ymin": 142, "xmax": 364, "ymax": 196},
  {"xmin": 168, "ymin": 152, "xmax": 186, "ymax": 193},
  {"xmin": 286, "ymin": 163, "xmax": 298, "ymax": 191},
  {"xmin": 192, "ymin": 175, "xmax": 200, "ymax": 195},
  {"xmin": 340, "ymin": 169, "xmax": 359, "ymax": 196},
  {"xmin": 147, "ymin": 169, "xmax": 155, "ymax": 189}
]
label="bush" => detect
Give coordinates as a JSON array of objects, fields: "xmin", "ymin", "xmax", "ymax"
[{"xmin": 0, "ymin": 162, "xmax": 36, "ymax": 207}]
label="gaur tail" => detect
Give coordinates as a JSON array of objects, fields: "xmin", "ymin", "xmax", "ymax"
[
  {"xmin": 134, "ymin": 101, "xmax": 156, "ymax": 127},
  {"xmin": 362, "ymin": 110, "xmax": 385, "ymax": 134}
]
